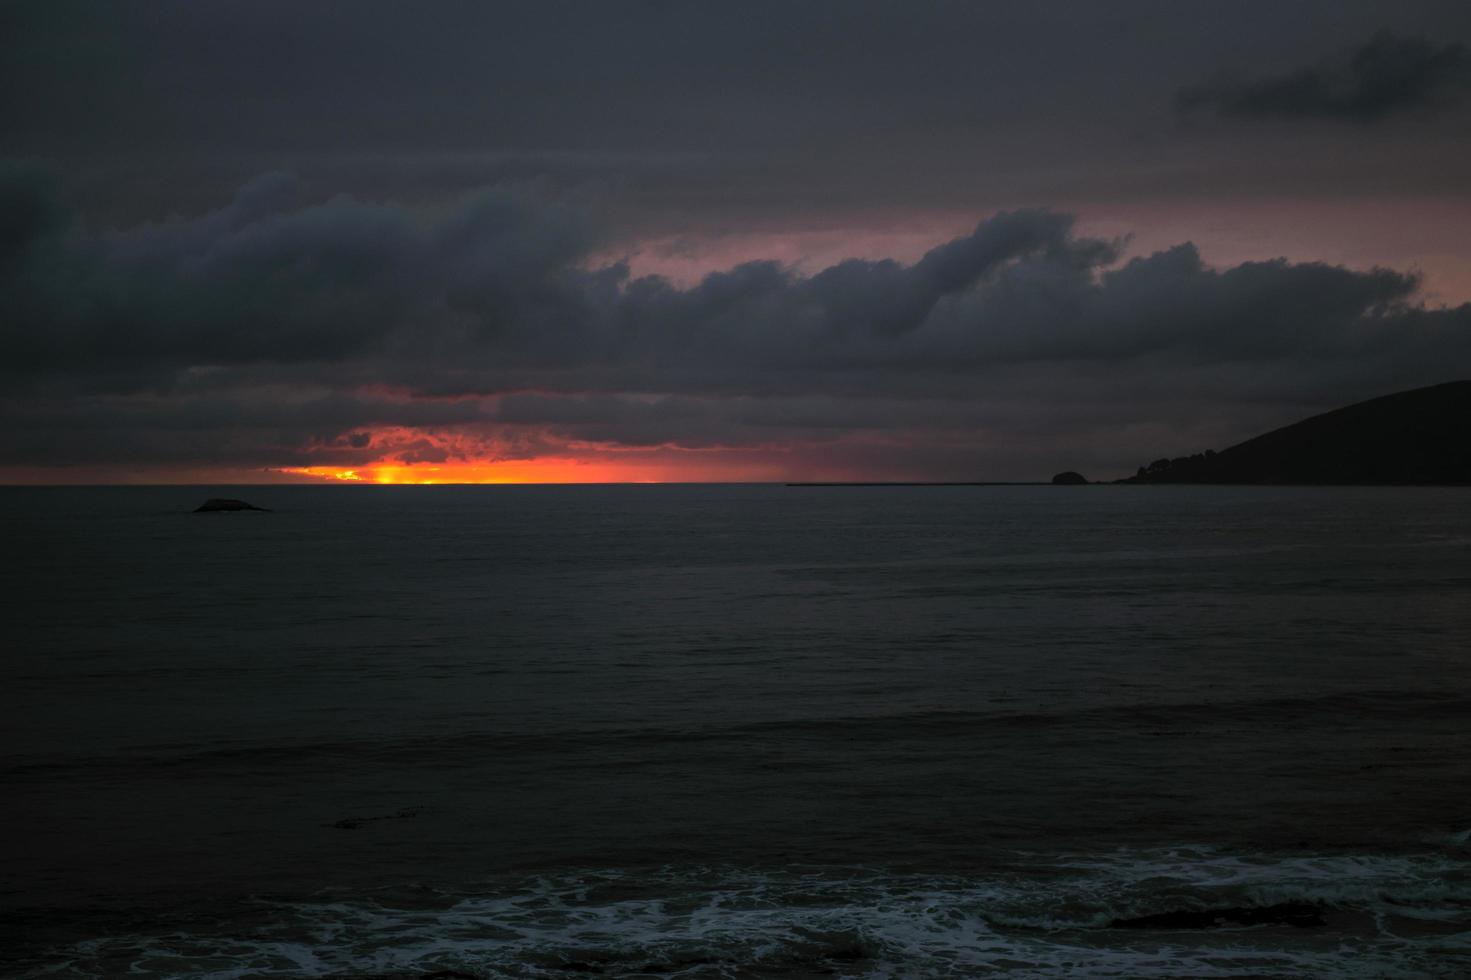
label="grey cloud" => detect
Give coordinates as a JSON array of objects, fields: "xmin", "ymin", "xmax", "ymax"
[
  {"xmin": 9, "ymin": 2, "xmax": 1471, "ymax": 228},
  {"xmin": 1179, "ymin": 31, "xmax": 1471, "ymax": 122},
  {"xmin": 803, "ymin": 210, "xmax": 1098, "ymax": 340},
  {"xmin": 0, "ymin": 171, "xmax": 601, "ymax": 377},
  {"xmin": 3, "ymin": 171, "xmax": 1471, "ymax": 478}
]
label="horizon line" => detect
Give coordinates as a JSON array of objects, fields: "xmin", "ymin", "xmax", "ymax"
[{"xmin": 0, "ymin": 479, "xmax": 1068, "ymax": 489}]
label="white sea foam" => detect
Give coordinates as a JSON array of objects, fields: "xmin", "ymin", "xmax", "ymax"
[{"xmin": 24, "ymin": 847, "xmax": 1471, "ymax": 979}]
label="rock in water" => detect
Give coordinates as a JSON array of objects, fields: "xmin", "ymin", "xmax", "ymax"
[
  {"xmin": 1051, "ymin": 471, "xmax": 1088, "ymax": 485},
  {"xmin": 194, "ymin": 498, "xmax": 270, "ymax": 513}
]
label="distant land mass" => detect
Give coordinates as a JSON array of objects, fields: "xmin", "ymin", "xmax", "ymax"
[{"xmin": 1121, "ymin": 380, "xmax": 1471, "ymax": 485}]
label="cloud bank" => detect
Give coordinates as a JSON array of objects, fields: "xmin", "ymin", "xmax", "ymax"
[
  {"xmin": 3, "ymin": 168, "xmax": 1470, "ymax": 481},
  {"xmin": 1180, "ymin": 31, "xmax": 1471, "ymax": 122}
]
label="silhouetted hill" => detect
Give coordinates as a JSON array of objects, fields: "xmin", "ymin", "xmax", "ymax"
[{"xmin": 1122, "ymin": 381, "xmax": 1471, "ymax": 485}]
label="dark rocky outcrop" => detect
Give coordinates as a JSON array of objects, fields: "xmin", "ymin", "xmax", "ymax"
[
  {"xmin": 1051, "ymin": 471, "xmax": 1089, "ymax": 485},
  {"xmin": 1122, "ymin": 380, "xmax": 1471, "ymax": 484},
  {"xmin": 1110, "ymin": 902, "xmax": 1325, "ymax": 930},
  {"xmin": 194, "ymin": 498, "xmax": 270, "ymax": 512}
]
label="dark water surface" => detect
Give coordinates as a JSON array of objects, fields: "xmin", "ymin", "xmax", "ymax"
[{"xmin": 3, "ymin": 485, "xmax": 1470, "ymax": 977}]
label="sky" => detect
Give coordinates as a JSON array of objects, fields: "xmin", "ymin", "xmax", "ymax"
[{"xmin": 3, "ymin": 0, "xmax": 1471, "ymax": 484}]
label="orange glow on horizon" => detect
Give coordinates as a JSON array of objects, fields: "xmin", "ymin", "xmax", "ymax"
[
  {"xmin": 264, "ymin": 422, "xmax": 847, "ymax": 484},
  {"xmin": 279, "ymin": 453, "xmax": 795, "ymax": 485},
  {"xmin": 282, "ymin": 460, "xmax": 632, "ymax": 484},
  {"xmin": 0, "ymin": 424, "xmax": 913, "ymax": 485}
]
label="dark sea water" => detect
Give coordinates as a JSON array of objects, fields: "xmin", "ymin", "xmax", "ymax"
[{"xmin": 3, "ymin": 484, "xmax": 1471, "ymax": 978}]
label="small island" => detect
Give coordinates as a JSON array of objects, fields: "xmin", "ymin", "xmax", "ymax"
[
  {"xmin": 1050, "ymin": 471, "xmax": 1089, "ymax": 485},
  {"xmin": 194, "ymin": 498, "xmax": 270, "ymax": 513}
]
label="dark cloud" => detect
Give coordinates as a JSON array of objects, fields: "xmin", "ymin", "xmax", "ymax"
[
  {"xmin": 0, "ymin": 171, "xmax": 599, "ymax": 378},
  {"xmin": 6, "ymin": 2, "xmax": 1471, "ymax": 227},
  {"xmin": 8, "ymin": 4, "xmax": 1471, "ymax": 481},
  {"xmin": 1179, "ymin": 31, "xmax": 1471, "ymax": 122},
  {"xmin": 3, "ymin": 170, "xmax": 1470, "ymax": 478}
]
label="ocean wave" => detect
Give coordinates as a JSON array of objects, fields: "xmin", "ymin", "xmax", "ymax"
[{"xmin": 17, "ymin": 846, "xmax": 1471, "ymax": 979}]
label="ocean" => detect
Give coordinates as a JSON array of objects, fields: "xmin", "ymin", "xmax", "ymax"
[{"xmin": 2, "ymin": 484, "xmax": 1470, "ymax": 978}]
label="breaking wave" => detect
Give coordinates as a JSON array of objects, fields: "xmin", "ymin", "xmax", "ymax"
[{"xmin": 19, "ymin": 845, "xmax": 1471, "ymax": 979}]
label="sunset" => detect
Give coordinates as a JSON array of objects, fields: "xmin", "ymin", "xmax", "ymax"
[
  {"xmin": 4, "ymin": 3, "xmax": 1471, "ymax": 978},
  {"xmin": 5, "ymin": 7, "xmax": 1471, "ymax": 486}
]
